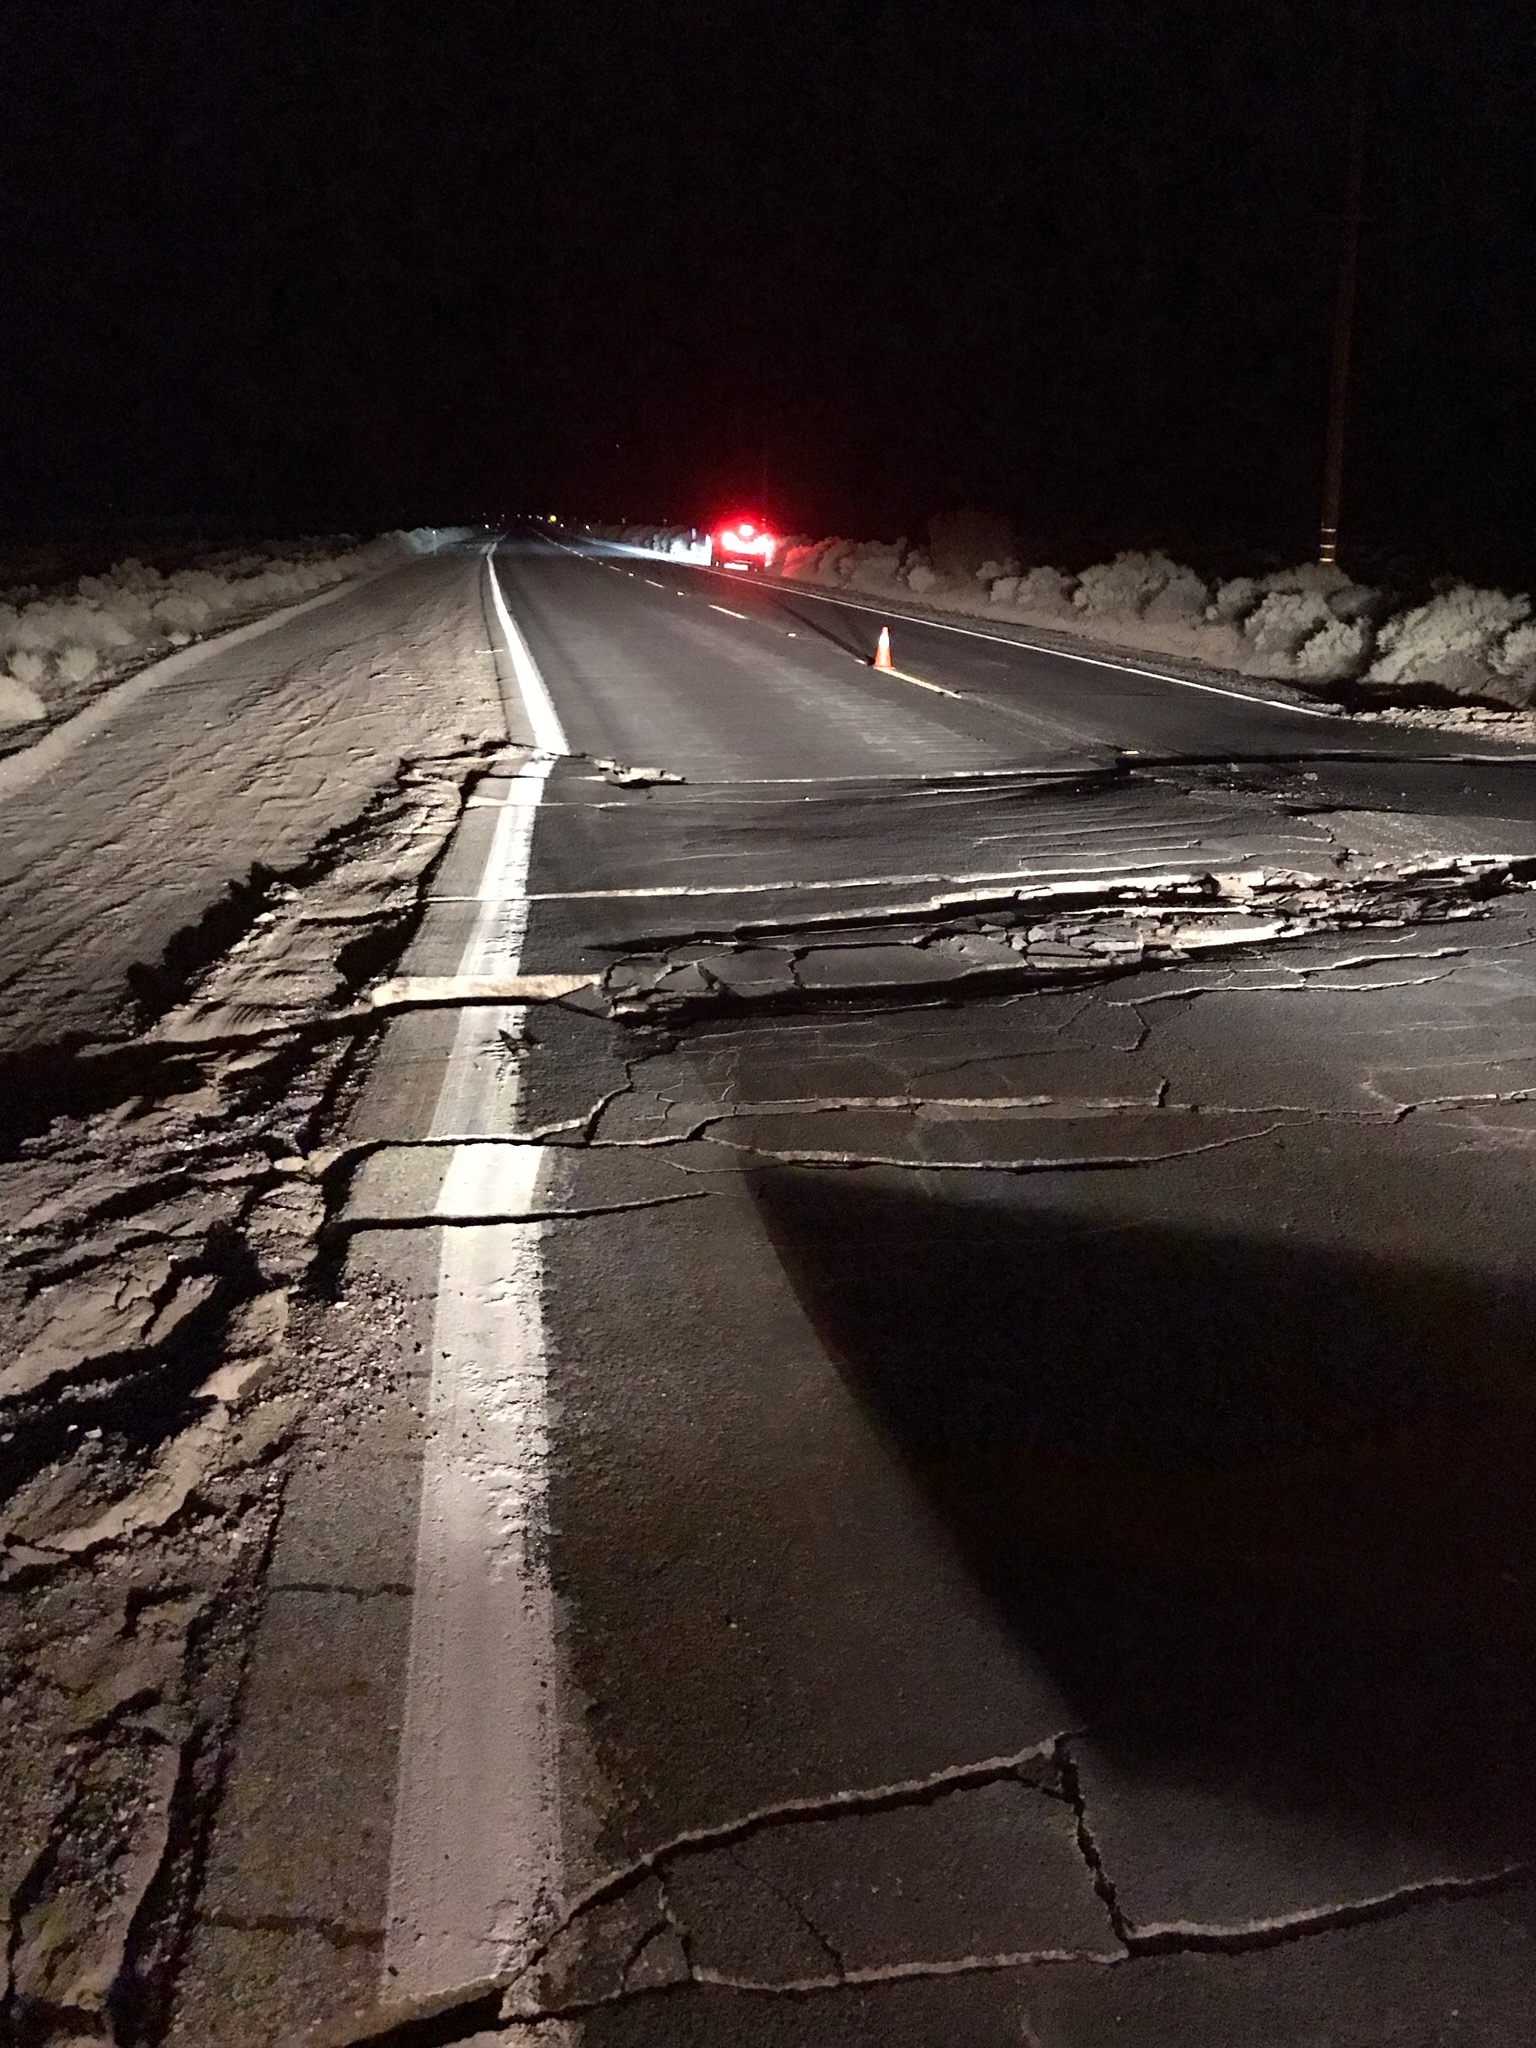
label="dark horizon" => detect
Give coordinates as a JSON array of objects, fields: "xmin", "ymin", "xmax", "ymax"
[{"xmin": 4, "ymin": 1, "xmax": 1534, "ymax": 582}]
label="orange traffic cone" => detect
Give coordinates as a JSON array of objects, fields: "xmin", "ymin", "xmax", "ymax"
[{"xmin": 874, "ymin": 625, "xmax": 894, "ymax": 670}]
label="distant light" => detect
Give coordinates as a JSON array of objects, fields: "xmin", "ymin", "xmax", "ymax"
[{"xmin": 713, "ymin": 521, "xmax": 776, "ymax": 563}]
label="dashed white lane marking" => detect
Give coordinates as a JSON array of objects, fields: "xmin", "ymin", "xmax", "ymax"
[
  {"xmin": 724, "ymin": 575, "xmax": 1341, "ymax": 718},
  {"xmin": 598, "ymin": 539, "xmax": 1339, "ymax": 722},
  {"xmin": 877, "ymin": 664, "xmax": 965, "ymax": 700},
  {"xmin": 383, "ymin": 554, "xmax": 571, "ymax": 2002},
  {"xmin": 700, "ymin": 579, "xmax": 962, "ymax": 701}
]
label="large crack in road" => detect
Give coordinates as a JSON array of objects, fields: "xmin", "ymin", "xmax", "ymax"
[
  {"xmin": 7, "ymin": 537, "xmax": 1536, "ymax": 2046},
  {"xmin": 315, "ymin": 1717, "xmax": 1536, "ymax": 2044},
  {"xmin": 8, "ymin": 745, "xmax": 1536, "ymax": 2043},
  {"xmin": 292, "ymin": 777, "xmax": 1536, "ymax": 2044}
]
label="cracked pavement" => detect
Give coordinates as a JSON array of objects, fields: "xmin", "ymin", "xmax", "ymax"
[{"xmin": 4, "ymin": 535, "xmax": 1536, "ymax": 2045}]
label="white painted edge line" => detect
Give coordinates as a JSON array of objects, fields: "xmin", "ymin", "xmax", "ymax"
[
  {"xmin": 383, "ymin": 555, "xmax": 570, "ymax": 2004},
  {"xmin": 485, "ymin": 545, "xmax": 569, "ymax": 756},
  {"xmin": 721, "ymin": 572, "xmax": 1338, "ymax": 716},
  {"xmin": 578, "ymin": 536, "xmax": 1339, "ymax": 722},
  {"xmin": 719, "ymin": 569, "xmax": 1341, "ymax": 719},
  {"xmin": 0, "ymin": 572, "xmax": 374, "ymax": 801}
]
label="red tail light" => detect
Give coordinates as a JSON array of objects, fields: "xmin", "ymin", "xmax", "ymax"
[{"xmin": 715, "ymin": 523, "xmax": 777, "ymax": 561}]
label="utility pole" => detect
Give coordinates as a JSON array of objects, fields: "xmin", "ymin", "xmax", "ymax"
[{"xmin": 1319, "ymin": 0, "xmax": 1369, "ymax": 567}]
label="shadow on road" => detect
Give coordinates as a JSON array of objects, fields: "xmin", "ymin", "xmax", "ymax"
[
  {"xmin": 768, "ymin": 595, "xmax": 878, "ymax": 663},
  {"xmin": 753, "ymin": 1165, "xmax": 1536, "ymax": 1873}
]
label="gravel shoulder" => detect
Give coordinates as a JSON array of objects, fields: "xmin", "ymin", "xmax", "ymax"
[{"xmin": 0, "ymin": 547, "xmax": 508, "ymax": 1064}]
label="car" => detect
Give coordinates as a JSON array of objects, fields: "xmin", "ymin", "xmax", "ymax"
[{"xmin": 710, "ymin": 517, "xmax": 778, "ymax": 570}]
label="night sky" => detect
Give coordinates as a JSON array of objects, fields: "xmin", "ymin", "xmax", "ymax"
[{"xmin": 4, "ymin": 2, "xmax": 1533, "ymax": 572}]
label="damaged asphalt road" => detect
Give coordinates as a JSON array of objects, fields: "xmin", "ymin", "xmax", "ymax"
[{"xmin": 4, "ymin": 534, "xmax": 1536, "ymax": 2046}]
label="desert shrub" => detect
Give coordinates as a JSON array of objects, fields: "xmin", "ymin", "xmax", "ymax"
[
  {"xmin": 846, "ymin": 541, "xmax": 907, "ymax": 592},
  {"xmin": 1294, "ymin": 617, "xmax": 1370, "ymax": 683},
  {"xmin": 55, "ymin": 645, "xmax": 100, "ymax": 684},
  {"xmin": 973, "ymin": 556, "xmax": 1020, "ymax": 585},
  {"xmin": 1208, "ymin": 576, "xmax": 1260, "ymax": 624},
  {"xmin": 153, "ymin": 594, "xmax": 213, "ymax": 633},
  {"xmin": 1143, "ymin": 564, "xmax": 1210, "ymax": 625},
  {"xmin": 1011, "ymin": 566, "xmax": 1077, "ymax": 616},
  {"xmin": 1243, "ymin": 589, "xmax": 1339, "ymax": 663},
  {"xmin": 6, "ymin": 650, "xmax": 47, "ymax": 687},
  {"xmin": 1073, "ymin": 552, "xmax": 1187, "ymax": 623},
  {"xmin": 1369, "ymin": 584, "xmax": 1531, "ymax": 687},
  {"xmin": 778, "ymin": 543, "xmax": 819, "ymax": 577},
  {"xmin": 0, "ymin": 672, "xmax": 45, "ymax": 728}
]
